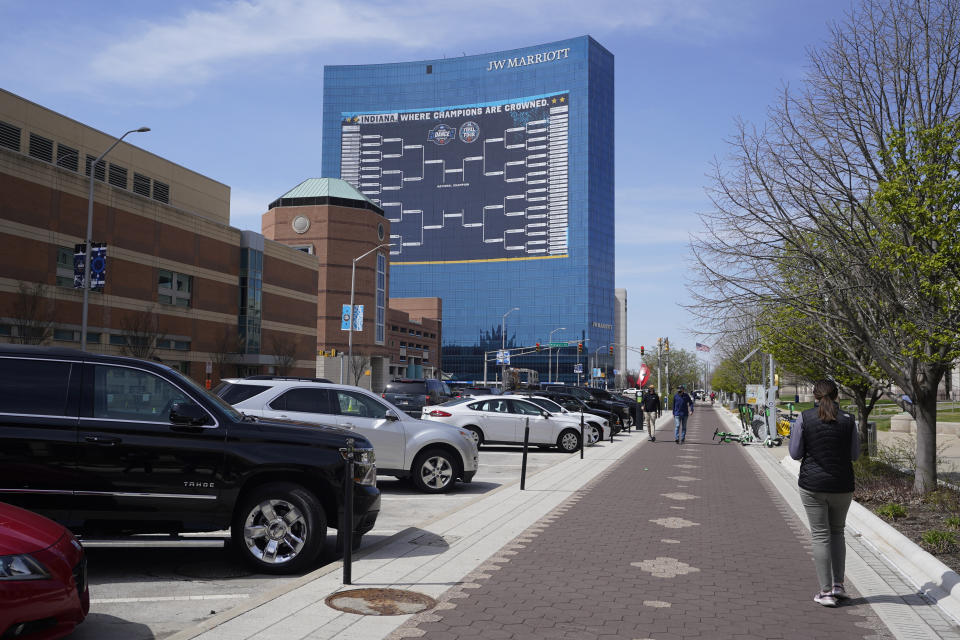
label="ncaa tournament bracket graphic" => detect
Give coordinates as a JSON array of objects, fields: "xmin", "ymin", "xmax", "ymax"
[{"xmin": 340, "ymin": 92, "xmax": 569, "ymax": 264}]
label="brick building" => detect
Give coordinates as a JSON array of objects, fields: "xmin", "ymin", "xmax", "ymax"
[
  {"xmin": 0, "ymin": 89, "xmax": 318, "ymax": 383},
  {"xmin": 262, "ymin": 178, "xmax": 442, "ymax": 391}
]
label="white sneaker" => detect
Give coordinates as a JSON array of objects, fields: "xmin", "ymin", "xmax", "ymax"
[
  {"xmin": 814, "ymin": 592, "xmax": 838, "ymax": 607},
  {"xmin": 831, "ymin": 584, "xmax": 850, "ymax": 600}
]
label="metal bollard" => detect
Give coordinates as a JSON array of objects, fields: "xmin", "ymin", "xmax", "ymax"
[
  {"xmin": 580, "ymin": 413, "xmax": 585, "ymax": 459},
  {"xmin": 340, "ymin": 438, "xmax": 355, "ymax": 585},
  {"xmin": 520, "ymin": 418, "xmax": 530, "ymax": 490}
]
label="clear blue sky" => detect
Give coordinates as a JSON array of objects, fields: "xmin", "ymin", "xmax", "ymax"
[{"xmin": 0, "ymin": 0, "xmax": 852, "ymax": 370}]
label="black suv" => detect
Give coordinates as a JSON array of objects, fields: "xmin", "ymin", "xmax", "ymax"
[
  {"xmin": 0, "ymin": 345, "xmax": 380, "ymax": 574},
  {"xmin": 541, "ymin": 384, "xmax": 632, "ymax": 425},
  {"xmin": 521, "ymin": 389, "xmax": 621, "ymax": 432},
  {"xmin": 381, "ymin": 378, "xmax": 452, "ymax": 417}
]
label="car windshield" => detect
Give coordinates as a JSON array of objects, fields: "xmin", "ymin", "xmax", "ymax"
[
  {"xmin": 214, "ymin": 382, "xmax": 272, "ymax": 404},
  {"xmin": 164, "ymin": 366, "xmax": 244, "ymax": 421},
  {"xmin": 438, "ymin": 398, "xmax": 473, "ymax": 407},
  {"xmin": 527, "ymin": 397, "xmax": 563, "ymax": 412}
]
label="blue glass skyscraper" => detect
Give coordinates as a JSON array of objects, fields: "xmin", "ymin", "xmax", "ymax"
[{"xmin": 322, "ymin": 36, "xmax": 614, "ymax": 383}]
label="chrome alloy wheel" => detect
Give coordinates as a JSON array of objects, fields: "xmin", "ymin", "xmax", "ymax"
[
  {"xmin": 243, "ymin": 498, "xmax": 308, "ymax": 565},
  {"xmin": 559, "ymin": 431, "xmax": 580, "ymax": 452},
  {"xmin": 419, "ymin": 454, "xmax": 454, "ymax": 490}
]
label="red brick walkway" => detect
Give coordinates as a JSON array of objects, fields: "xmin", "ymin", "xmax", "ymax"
[{"xmin": 390, "ymin": 405, "xmax": 893, "ymax": 640}]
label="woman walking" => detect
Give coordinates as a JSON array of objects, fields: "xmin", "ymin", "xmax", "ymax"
[{"xmin": 789, "ymin": 379, "xmax": 860, "ymax": 607}]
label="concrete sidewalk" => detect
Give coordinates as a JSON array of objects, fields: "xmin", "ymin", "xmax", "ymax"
[{"xmin": 170, "ymin": 409, "xmax": 960, "ymax": 640}]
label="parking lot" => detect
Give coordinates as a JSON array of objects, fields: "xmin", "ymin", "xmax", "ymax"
[{"xmin": 67, "ymin": 437, "xmax": 631, "ymax": 639}]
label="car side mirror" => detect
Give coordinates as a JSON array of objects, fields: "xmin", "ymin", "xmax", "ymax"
[
  {"xmin": 170, "ymin": 402, "xmax": 209, "ymax": 426},
  {"xmin": 385, "ymin": 410, "xmax": 400, "ymax": 422},
  {"xmin": 540, "ymin": 410, "xmax": 551, "ymax": 418}
]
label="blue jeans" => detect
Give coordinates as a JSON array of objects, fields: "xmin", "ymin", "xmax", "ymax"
[{"xmin": 673, "ymin": 414, "xmax": 688, "ymax": 441}]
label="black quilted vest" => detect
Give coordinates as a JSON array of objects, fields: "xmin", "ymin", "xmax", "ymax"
[{"xmin": 798, "ymin": 407, "xmax": 855, "ymax": 493}]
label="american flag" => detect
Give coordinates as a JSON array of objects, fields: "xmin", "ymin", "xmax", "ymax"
[{"xmin": 696, "ymin": 342, "xmax": 711, "ymax": 352}]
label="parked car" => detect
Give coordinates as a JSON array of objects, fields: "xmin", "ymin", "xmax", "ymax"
[
  {"xmin": 422, "ymin": 395, "xmax": 586, "ymax": 452},
  {"xmin": 216, "ymin": 378, "xmax": 478, "ymax": 493},
  {"xmin": 544, "ymin": 385, "xmax": 633, "ymax": 426},
  {"xmin": 381, "ymin": 378, "xmax": 453, "ymax": 417},
  {"xmin": 0, "ymin": 345, "xmax": 380, "ymax": 575},
  {"xmin": 506, "ymin": 392, "xmax": 611, "ymax": 441},
  {"xmin": 0, "ymin": 501, "xmax": 89, "ymax": 640},
  {"xmin": 518, "ymin": 388, "xmax": 621, "ymax": 434}
]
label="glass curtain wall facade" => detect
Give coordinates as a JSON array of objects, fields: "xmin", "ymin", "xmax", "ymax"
[{"xmin": 322, "ymin": 36, "xmax": 614, "ymax": 383}]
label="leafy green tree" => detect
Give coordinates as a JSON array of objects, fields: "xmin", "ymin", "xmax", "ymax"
[
  {"xmin": 690, "ymin": 0, "xmax": 960, "ymax": 492},
  {"xmin": 758, "ymin": 302, "xmax": 888, "ymax": 451},
  {"xmin": 642, "ymin": 347, "xmax": 704, "ymax": 394}
]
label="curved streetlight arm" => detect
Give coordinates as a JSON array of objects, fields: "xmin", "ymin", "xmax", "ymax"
[
  {"xmin": 547, "ymin": 326, "xmax": 566, "ymax": 384},
  {"xmin": 348, "ymin": 243, "xmax": 393, "ymax": 383},
  {"xmin": 81, "ymin": 127, "xmax": 150, "ymax": 351},
  {"xmin": 500, "ymin": 307, "xmax": 519, "ymax": 351}
]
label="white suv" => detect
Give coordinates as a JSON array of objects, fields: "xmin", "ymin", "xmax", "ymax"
[{"xmin": 215, "ymin": 378, "xmax": 479, "ymax": 493}]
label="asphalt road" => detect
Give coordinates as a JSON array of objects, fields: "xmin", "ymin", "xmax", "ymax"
[{"xmin": 66, "ymin": 438, "xmax": 622, "ymax": 639}]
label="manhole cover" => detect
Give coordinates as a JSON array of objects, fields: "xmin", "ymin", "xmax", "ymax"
[{"xmin": 325, "ymin": 588, "xmax": 437, "ymax": 615}]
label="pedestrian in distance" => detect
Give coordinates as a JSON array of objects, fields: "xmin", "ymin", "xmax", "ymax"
[
  {"xmin": 789, "ymin": 379, "xmax": 860, "ymax": 607},
  {"xmin": 672, "ymin": 384, "xmax": 694, "ymax": 444},
  {"xmin": 630, "ymin": 392, "xmax": 643, "ymax": 433},
  {"xmin": 641, "ymin": 385, "xmax": 660, "ymax": 441}
]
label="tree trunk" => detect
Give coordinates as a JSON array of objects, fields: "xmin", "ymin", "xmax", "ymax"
[
  {"xmin": 851, "ymin": 393, "xmax": 870, "ymax": 454},
  {"xmin": 913, "ymin": 389, "xmax": 938, "ymax": 493}
]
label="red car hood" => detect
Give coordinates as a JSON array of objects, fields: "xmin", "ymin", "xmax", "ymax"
[{"xmin": 0, "ymin": 502, "xmax": 65, "ymax": 556}]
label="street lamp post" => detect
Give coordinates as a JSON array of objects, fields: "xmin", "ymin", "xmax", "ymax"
[
  {"xmin": 500, "ymin": 307, "xmax": 519, "ymax": 387},
  {"xmin": 80, "ymin": 127, "xmax": 150, "ymax": 351},
  {"xmin": 548, "ymin": 327, "xmax": 566, "ymax": 384},
  {"xmin": 348, "ymin": 243, "xmax": 392, "ymax": 385}
]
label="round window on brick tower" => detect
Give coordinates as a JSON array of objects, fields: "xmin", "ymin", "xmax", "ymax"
[
  {"xmin": 378, "ymin": 222, "xmax": 385, "ymax": 241},
  {"xmin": 292, "ymin": 216, "xmax": 310, "ymax": 234}
]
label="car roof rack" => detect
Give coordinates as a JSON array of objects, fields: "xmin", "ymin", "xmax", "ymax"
[{"xmin": 243, "ymin": 375, "xmax": 333, "ymax": 383}]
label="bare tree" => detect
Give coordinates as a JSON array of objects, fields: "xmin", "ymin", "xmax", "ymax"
[
  {"xmin": 9, "ymin": 281, "xmax": 54, "ymax": 345},
  {"xmin": 210, "ymin": 328, "xmax": 241, "ymax": 382},
  {"xmin": 690, "ymin": 0, "xmax": 960, "ymax": 492},
  {"xmin": 270, "ymin": 333, "xmax": 299, "ymax": 377},
  {"xmin": 350, "ymin": 354, "xmax": 371, "ymax": 386},
  {"xmin": 119, "ymin": 308, "xmax": 167, "ymax": 360}
]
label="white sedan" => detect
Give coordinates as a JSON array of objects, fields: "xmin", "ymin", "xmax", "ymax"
[
  {"xmin": 515, "ymin": 395, "xmax": 610, "ymax": 443},
  {"xmin": 422, "ymin": 395, "xmax": 591, "ymax": 452}
]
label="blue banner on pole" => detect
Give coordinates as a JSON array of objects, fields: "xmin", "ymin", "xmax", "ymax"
[
  {"xmin": 341, "ymin": 304, "xmax": 365, "ymax": 331},
  {"xmin": 73, "ymin": 243, "xmax": 107, "ymax": 289}
]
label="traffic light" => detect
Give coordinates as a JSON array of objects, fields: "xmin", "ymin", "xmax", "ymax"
[
  {"xmin": 535, "ymin": 342, "xmax": 540, "ymax": 352},
  {"xmin": 664, "ymin": 338, "xmax": 670, "ymax": 353},
  {"xmin": 608, "ymin": 345, "xmax": 613, "ymax": 355},
  {"xmin": 577, "ymin": 342, "xmax": 583, "ymax": 354},
  {"xmin": 640, "ymin": 345, "xmax": 645, "ymax": 356}
]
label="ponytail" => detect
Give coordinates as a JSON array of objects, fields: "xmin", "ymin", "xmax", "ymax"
[{"xmin": 813, "ymin": 379, "xmax": 839, "ymax": 422}]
